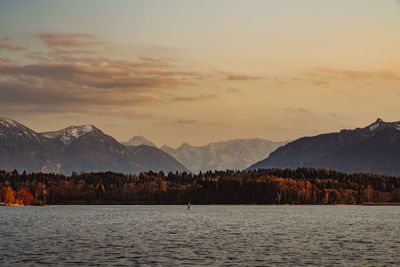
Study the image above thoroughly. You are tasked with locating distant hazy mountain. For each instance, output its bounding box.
[122,136,156,147]
[126,145,187,173]
[161,139,287,173]
[0,118,187,174]
[248,118,400,176]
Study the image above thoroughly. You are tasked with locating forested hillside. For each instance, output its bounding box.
[1,168,400,205]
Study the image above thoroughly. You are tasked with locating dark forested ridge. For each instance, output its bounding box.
[249,119,400,176]
[1,168,400,205]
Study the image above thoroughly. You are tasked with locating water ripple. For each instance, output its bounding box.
[1,205,400,266]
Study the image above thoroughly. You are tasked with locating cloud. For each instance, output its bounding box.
[172,94,217,102]
[0,32,206,118]
[0,43,26,51]
[0,59,195,91]
[52,49,97,55]
[176,119,198,124]
[39,34,98,47]
[0,46,199,116]
[284,108,311,114]
[362,31,374,37]
[0,78,158,114]
[361,31,398,40]
[216,70,261,81]
[226,88,241,93]
[45,51,98,62]
[313,80,331,87]
[137,54,170,63]
[310,67,400,84]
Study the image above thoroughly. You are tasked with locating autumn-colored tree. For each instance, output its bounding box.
[1,168,400,205]
[16,187,33,205]
[2,186,15,204]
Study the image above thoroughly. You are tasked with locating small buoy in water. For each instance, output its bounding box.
[187,202,191,210]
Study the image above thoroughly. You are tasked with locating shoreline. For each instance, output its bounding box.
[3,203,400,206]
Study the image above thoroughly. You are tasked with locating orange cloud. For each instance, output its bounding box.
[39,34,98,47]
[0,49,199,115]
[137,54,170,63]
[313,80,331,87]
[217,70,261,81]
[176,119,198,124]
[284,108,311,114]
[310,67,400,82]
[173,94,217,102]
[0,43,26,51]
[362,31,374,37]
[0,59,195,90]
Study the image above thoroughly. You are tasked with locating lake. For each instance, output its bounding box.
[1,205,400,266]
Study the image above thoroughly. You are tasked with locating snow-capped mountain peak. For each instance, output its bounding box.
[1,118,187,174]
[162,138,287,173]
[0,118,19,127]
[64,125,94,138]
[366,118,400,132]
[369,120,381,131]
[41,125,95,145]
[0,117,38,138]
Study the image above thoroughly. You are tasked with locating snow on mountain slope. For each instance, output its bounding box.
[41,125,94,146]
[0,118,64,173]
[0,119,188,174]
[0,118,39,140]
[161,138,287,173]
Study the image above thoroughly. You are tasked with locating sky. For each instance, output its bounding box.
[1,0,400,147]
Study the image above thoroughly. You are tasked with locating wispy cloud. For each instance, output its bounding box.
[0,78,159,114]
[138,54,170,63]
[361,30,398,40]
[0,43,26,51]
[216,70,261,81]
[176,119,198,124]
[313,80,331,87]
[39,33,99,47]
[362,31,374,37]
[284,108,311,114]
[0,59,195,90]
[226,88,241,93]
[0,33,200,116]
[172,94,217,102]
[310,67,400,83]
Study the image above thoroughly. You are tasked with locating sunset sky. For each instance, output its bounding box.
[1,0,400,147]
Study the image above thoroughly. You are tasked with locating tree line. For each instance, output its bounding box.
[1,168,400,205]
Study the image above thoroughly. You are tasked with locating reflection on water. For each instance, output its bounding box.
[1,205,400,266]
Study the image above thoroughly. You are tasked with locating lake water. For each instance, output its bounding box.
[1,205,400,266]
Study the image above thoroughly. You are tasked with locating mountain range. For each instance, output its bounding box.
[0,118,187,174]
[3,117,400,176]
[249,118,400,176]
[161,139,287,173]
